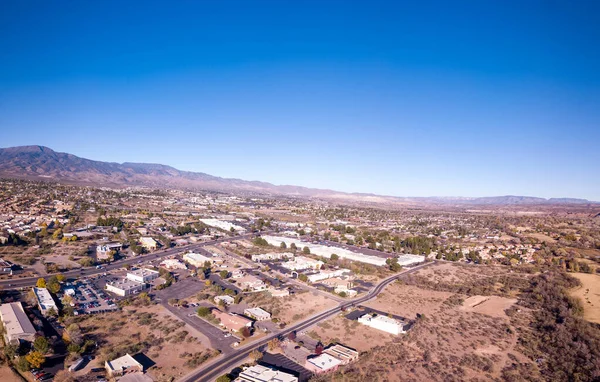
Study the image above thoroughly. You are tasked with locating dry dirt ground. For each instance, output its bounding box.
[279,291,339,324]
[73,304,215,382]
[0,365,24,382]
[310,315,396,352]
[313,263,533,382]
[570,272,600,324]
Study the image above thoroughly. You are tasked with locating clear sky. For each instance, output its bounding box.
[1,1,599,200]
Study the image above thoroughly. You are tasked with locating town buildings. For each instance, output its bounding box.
[281,256,324,271]
[357,313,406,335]
[0,258,13,275]
[236,274,267,292]
[139,237,158,251]
[212,309,253,332]
[105,353,143,376]
[106,279,146,297]
[0,302,36,344]
[32,287,57,316]
[251,252,293,262]
[160,258,187,270]
[127,268,159,283]
[323,344,359,364]
[214,295,235,305]
[183,252,213,267]
[306,269,351,283]
[96,242,123,260]
[304,353,342,374]
[244,307,271,321]
[236,364,298,382]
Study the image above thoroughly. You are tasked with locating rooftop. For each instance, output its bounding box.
[105,353,143,373]
[0,302,36,338]
[306,353,342,371]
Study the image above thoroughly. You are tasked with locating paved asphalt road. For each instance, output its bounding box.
[180,261,434,382]
[0,233,260,290]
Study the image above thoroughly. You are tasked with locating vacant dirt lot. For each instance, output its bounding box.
[72,304,216,382]
[460,296,516,319]
[310,315,395,352]
[0,365,23,382]
[570,272,600,324]
[280,291,339,324]
[363,282,453,318]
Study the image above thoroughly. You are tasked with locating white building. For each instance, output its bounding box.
[357,313,405,335]
[127,268,159,283]
[105,353,143,376]
[200,218,246,233]
[237,274,267,292]
[160,259,187,270]
[214,295,235,305]
[281,256,324,271]
[106,279,146,297]
[268,288,290,298]
[306,269,350,283]
[139,237,158,251]
[244,307,271,321]
[183,252,214,267]
[396,254,426,266]
[263,236,388,267]
[304,353,342,374]
[236,364,298,382]
[251,252,293,262]
[0,302,36,344]
[32,287,58,316]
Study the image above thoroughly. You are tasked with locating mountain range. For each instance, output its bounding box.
[0,145,594,206]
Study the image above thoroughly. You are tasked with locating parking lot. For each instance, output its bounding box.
[60,279,118,314]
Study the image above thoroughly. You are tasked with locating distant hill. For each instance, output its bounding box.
[0,145,594,205]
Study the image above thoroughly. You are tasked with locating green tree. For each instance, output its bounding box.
[33,336,50,354]
[197,307,211,317]
[290,243,297,251]
[219,270,229,279]
[249,349,262,362]
[298,274,308,282]
[330,253,339,261]
[216,375,231,382]
[15,356,30,372]
[280,242,287,249]
[302,246,310,255]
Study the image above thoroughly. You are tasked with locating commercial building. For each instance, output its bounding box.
[357,313,406,335]
[263,236,388,267]
[237,274,267,292]
[212,309,253,332]
[323,344,359,364]
[0,302,36,344]
[251,252,293,262]
[127,268,159,283]
[304,353,342,374]
[236,364,298,382]
[106,279,147,297]
[281,256,324,271]
[306,269,351,283]
[214,295,235,305]
[105,353,143,376]
[200,218,246,233]
[244,307,271,321]
[139,237,158,251]
[160,259,187,270]
[32,287,58,316]
[183,252,213,267]
[396,254,426,266]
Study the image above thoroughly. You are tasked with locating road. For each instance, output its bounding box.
[179,261,434,382]
[0,233,261,290]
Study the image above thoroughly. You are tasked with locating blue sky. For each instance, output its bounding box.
[1,1,599,200]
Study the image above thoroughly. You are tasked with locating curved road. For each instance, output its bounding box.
[180,261,434,382]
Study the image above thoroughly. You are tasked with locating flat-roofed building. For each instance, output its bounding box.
[183,252,213,267]
[106,279,146,297]
[324,344,359,364]
[268,288,290,298]
[160,259,187,270]
[236,364,298,382]
[281,256,324,271]
[304,353,342,374]
[212,309,253,332]
[0,302,36,344]
[214,295,235,305]
[306,269,350,283]
[357,313,406,335]
[96,242,123,260]
[251,252,293,262]
[105,353,143,376]
[127,268,159,283]
[237,274,266,292]
[244,307,271,321]
[139,237,158,251]
[32,287,57,316]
